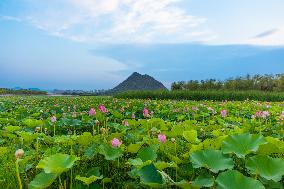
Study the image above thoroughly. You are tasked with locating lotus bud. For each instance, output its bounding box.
[35,126,40,132]
[15,149,24,159]
[50,115,56,122]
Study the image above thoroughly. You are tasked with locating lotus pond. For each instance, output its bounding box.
[0,96,283,189]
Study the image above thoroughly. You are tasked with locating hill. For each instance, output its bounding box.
[111,72,167,93]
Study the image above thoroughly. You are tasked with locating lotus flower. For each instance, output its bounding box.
[158,134,167,143]
[143,107,149,117]
[15,149,24,159]
[89,108,96,116]
[132,112,136,119]
[98,104,107,113]
[208,107,216,114]
[192,106,198,111]
[262,111,270,119]
[221,109,227,117]
[122,120,129,126]
[255,111,263,118]
[111,138,122,148]
[50,115,57,122]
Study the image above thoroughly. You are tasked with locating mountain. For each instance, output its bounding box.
[111,72,167,93]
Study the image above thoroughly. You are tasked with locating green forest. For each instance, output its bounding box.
[171,74,284,91]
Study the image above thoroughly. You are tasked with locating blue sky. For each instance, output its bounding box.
[1,0,284,90]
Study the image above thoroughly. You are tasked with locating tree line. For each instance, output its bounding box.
[0,88,47,95]
[171,74,284,92]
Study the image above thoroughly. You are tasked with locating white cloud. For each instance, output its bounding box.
[21,0,214,43]
[0,15,22,22]
[246,27,284,46]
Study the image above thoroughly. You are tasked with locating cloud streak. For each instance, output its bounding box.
[253,29,278,38]
[20,0,214,43]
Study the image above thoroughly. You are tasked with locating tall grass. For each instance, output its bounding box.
[115,90,284,101]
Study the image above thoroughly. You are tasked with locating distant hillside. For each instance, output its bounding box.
[111,72,167,93]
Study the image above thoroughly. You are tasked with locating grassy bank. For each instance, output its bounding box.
[115,90,284,101]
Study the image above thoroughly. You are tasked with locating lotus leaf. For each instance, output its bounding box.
[37,153,79,174]
[246,155,284,182]
[190,149,234,173]
[222,133,267,158]
[216,170,265,189]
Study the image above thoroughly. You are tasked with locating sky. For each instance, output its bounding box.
[0,0,284,90]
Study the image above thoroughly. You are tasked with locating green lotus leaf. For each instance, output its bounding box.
[102,177,112,184]
[29,171,58,189]
[37,153,79,174]
[192,173,214,188]
[19,131,37,144]
[138,164,164,186]
[222,133,267,158]
[0,147,8,156]
[127,158,152,168]
[154,161,177,170]
[173,180,196,189]
[216,170,265,189]
[190,149,234,173]
[183,130,199,143]
[84,144,98,159]
[128,158,144,166]
[127,143,143,153]
[76,175,103,186]
[98,144,123,161]
[77,132,93,146]
[137,146,157,162]
[170,125,184,137]
[259,177,284,189]
[22,119,43,128]
[4,126,21,133]
[246,155,284,182]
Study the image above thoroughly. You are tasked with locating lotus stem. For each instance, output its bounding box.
[53,123,56,136]
[15,159,22,189]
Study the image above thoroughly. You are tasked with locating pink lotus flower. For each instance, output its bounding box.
[143,107,149,117]
[50,116,57,122]
[111,138,122,148]
[98,105,107,113]
[255,111,263,118]
[262,111,270,118]
[132,112,136,119]
[89,108,96,116]
[208,107,216,114]
[122,120,129,126]
[192,106,198,111]
[158,134,167,143]
[221,109,227,117]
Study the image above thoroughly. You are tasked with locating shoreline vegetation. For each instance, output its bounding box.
[0,88,47,95]
[115,90,284,102]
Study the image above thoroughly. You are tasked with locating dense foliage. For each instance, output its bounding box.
[0,88,47,95]
[115,90,284,101]
[172,74,284,92]
[0,96,283,189]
